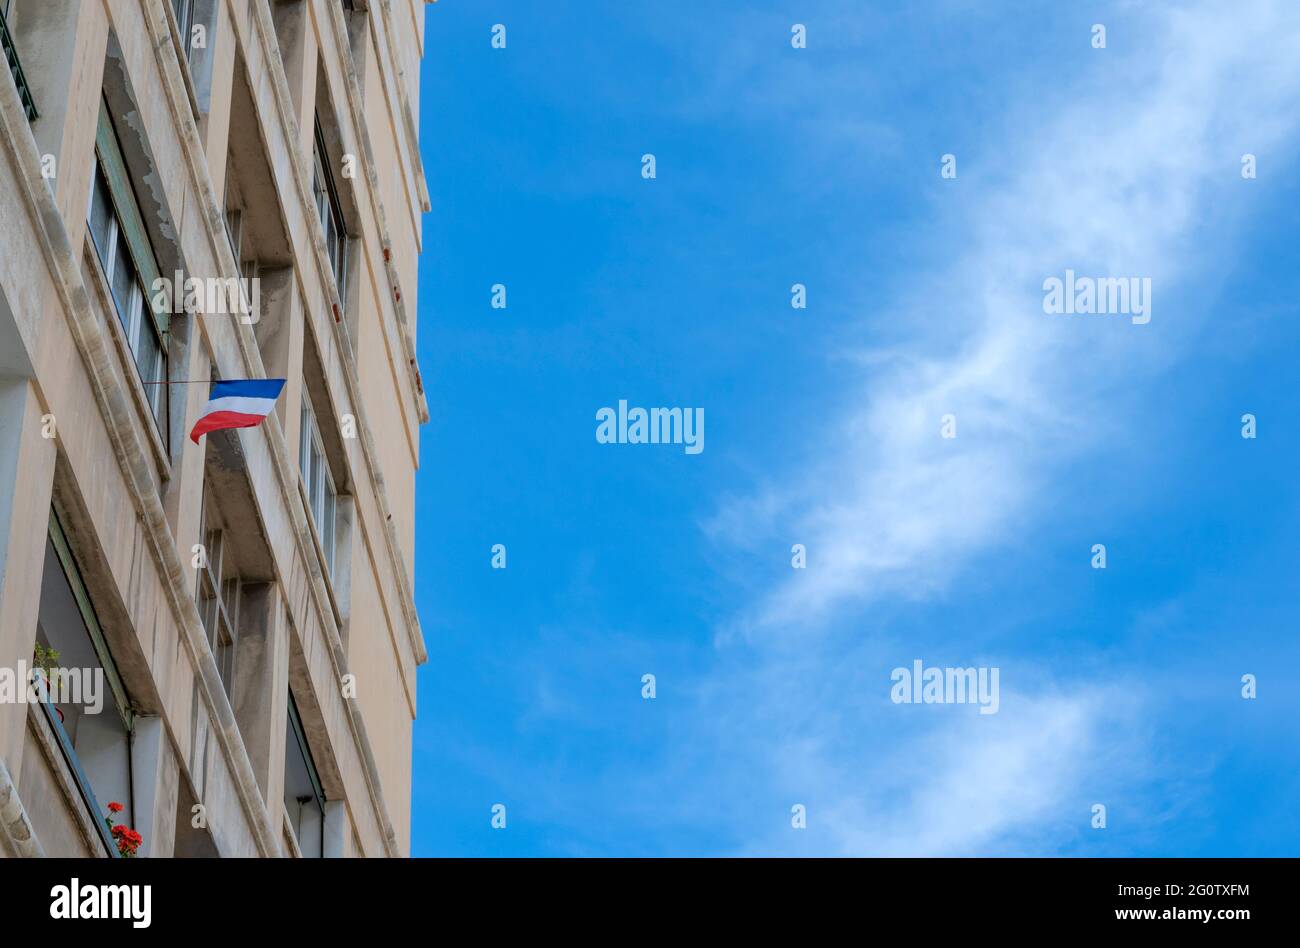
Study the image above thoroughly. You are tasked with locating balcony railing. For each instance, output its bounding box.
[0,5,37,121]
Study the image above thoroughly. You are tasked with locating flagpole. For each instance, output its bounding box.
[139,374,263,379]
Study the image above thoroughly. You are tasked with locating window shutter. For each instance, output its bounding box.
[95,99,168,335]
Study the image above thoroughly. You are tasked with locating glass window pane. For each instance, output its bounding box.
[284,697,325,858]
[137,323,167,422]
[129,284,146,354]
[221,578,238,626]
[323,489,336,572]
[217,639,233,693]
[134,316,152,377]
[110,231,136,330]
[320,206,334,273]
[313,132,348,298]
[173,0,193,55]
[39,531,133,844]
[224,208,241,261]
[202,593,219,652]
[205,528,222,578]
[300,402,313,488]
[214,602,234,694]
[88,168,114,262]
[310,442,323,524]
[313,156,327,216]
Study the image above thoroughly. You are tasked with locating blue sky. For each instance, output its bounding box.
[410,1,1300,856]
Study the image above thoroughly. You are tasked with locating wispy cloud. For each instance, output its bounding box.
[755,685,1143,856]
[696,0,1300,854]
[711,0,1300,628]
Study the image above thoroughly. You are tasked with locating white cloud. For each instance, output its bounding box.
[700,0,1300,854]
[753,686,1136,857]
[713,0,1300,630]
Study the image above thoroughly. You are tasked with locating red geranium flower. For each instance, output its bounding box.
[111,824,143,856]
[103,803,142,857]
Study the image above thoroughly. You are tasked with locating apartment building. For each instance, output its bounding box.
[0,0,429,857]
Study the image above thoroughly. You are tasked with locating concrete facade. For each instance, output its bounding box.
[0,0,429,857]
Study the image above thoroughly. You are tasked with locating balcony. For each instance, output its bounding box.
[0,4,37,121]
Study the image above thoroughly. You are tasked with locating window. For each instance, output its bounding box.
[37,510,134,857]
[239,257,259,323]
[223,169,246,265]
[88,99,169,438]
[172,0,194,58]
[170,0,217,114]
[299,390,337,575]
[195,489,239,696]
[312,118,348,301]
[224,170,264,323]
[0,0,38,120]
[223,202,242,264]
[283,694,326,857]
[340,0,370,72]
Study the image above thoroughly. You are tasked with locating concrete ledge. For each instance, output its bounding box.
[0,757,45,858]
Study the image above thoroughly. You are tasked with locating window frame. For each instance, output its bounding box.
[88,99,170,438]
[312,118,349,303]
[171,0,194,58]
[285,693,327,857]
[43,509,135,857]
[0,0,39,120]
[47,511,133,732]
[299,390,338,575]
[223,205,243,264]
[195,493,239,696]
[168,0,219,116]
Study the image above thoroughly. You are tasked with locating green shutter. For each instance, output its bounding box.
[95,99,168,335]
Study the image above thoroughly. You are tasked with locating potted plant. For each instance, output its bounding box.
[31,643,64,723]
[104,802,142,858]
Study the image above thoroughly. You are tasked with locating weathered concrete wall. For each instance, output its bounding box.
[0,0,428,858]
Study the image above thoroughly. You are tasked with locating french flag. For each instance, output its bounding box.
[189,378,286,444]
